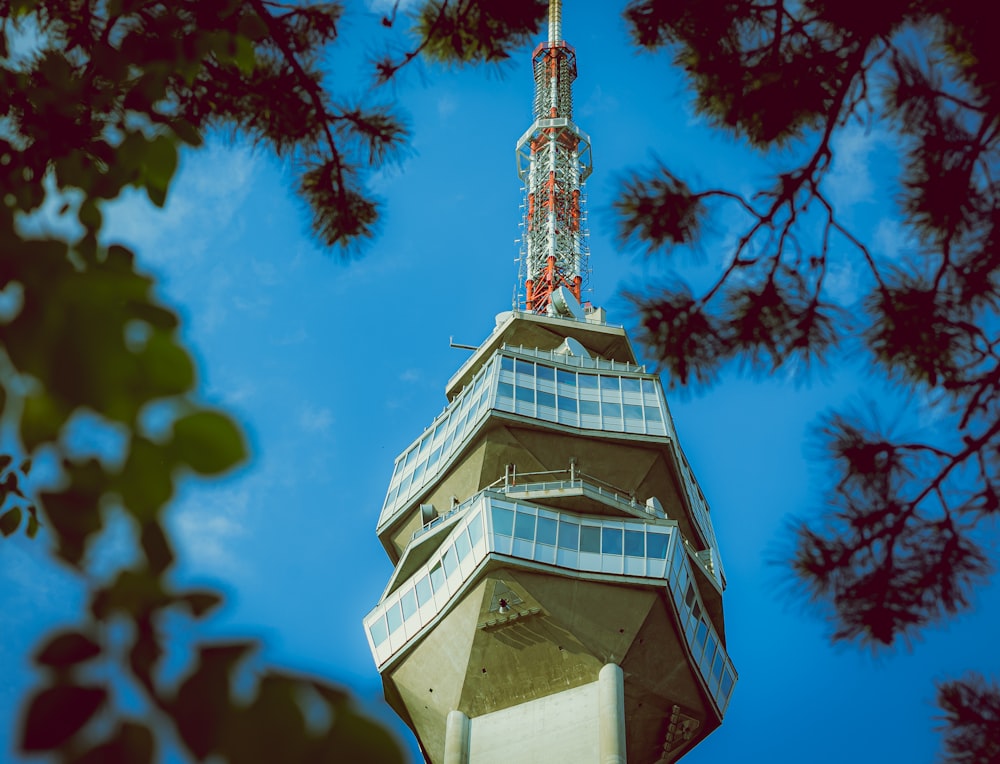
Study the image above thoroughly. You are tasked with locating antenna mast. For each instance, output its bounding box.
[516,0,593,316]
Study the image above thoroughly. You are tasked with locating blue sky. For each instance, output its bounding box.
[2,2,998,762]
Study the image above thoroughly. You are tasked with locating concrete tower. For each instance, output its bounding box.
[364,4,736,761]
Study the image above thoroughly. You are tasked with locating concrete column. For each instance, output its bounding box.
[444,709,471,764]
[598,663,626,764]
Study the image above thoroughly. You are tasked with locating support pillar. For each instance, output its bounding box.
[599,663,626,764]
[444,709,470,764]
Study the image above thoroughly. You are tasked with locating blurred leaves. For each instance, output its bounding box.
[937,674,1000,764]
[617,1,1000,758]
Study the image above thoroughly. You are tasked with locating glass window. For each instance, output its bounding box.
[557,395,577,413]
[498,381,514,400]
[580,525,601,553]
[537,390,555,409]
[712,650,724,680]
[602,527,623,555]
[415,574,431,605]
[468,511,484,544]
[515,385,534,404]
[501,356,514,371]
[622,377,641,394]
[536,516,557,545]
[558,521,579,550]
[578,374,598,390]
[580,399,600,416]
[721,669,734,698]
[647,531,668,559]
[370,617,388,646]
[514,512,536,541]
[645,406,662,422]
[603,402,622,419]
[455,529,471,560]
[624,404,643,422]
[642,378,656,395]
[386,603,402,634]
[601,376,621,393]
[401,589,416,620]
[492,506,514,536]
[428,446,442,468]
[430,561,445,592]
[695,619,708,649]
[557,369,576,387]
[515,359,534,377]
[624,530,644,557]
[442,546,456,577]
[536,365,554,381]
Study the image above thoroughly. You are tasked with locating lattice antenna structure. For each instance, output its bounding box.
[516,0,593,316]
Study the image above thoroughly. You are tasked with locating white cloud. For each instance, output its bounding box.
[824,125,880,209]
[103,140,259,271]
[172,487,250,576]
[399,368,421,383]
[299,404,335,435]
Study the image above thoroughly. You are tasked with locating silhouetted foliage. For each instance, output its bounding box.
[616,0,1000,759]
[0,0,566,759]
[937,674,1000,764]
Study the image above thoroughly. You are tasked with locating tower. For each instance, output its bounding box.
[365,4,736,761]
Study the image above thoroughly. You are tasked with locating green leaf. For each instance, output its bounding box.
[119,436,175,521]
[0,506,21,536]
[35,631,102,668]
[140,521,174,574]
[171,411,246,475]
[26,507,39,538]
[144,135,178,200]
[70,721,154,764]
[21,684,106,752]
[21,393,66,451]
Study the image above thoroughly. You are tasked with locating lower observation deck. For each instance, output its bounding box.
[364,489,737,718]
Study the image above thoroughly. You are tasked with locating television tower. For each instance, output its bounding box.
[365,3,735,761]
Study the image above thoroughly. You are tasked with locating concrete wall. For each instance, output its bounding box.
[467,680,601,763]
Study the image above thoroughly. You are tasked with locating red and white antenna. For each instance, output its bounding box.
[516,0,593,317]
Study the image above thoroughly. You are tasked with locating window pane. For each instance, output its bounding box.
[430,562,445,592]
[557,369,576,387]
[558,521,579,550]
[536,365,554,381]
[645,406,662,422]
[537,390,555,409]
[647,531,668,559]
[557,395,577,413]
[580,399,600,416]
[370,617,388,646]
[401,589,417,620]
[603,402,622,419]
[515,359,534,377]
[624,530,644,557]
[537,517,557,545]
[442,546,456,576]
[501,356,514,371]
[493,507,514,536]
[642,378,655,395]
[580,525,601,553]
[624,404,643,421]
[515,385,534,403]
[415,574,431,604]
[455,529,471,560]
[386,603,402,634]
[468,512,484,544]
[578,374,598,390]
[602,527,623,555]
[601,376,620,392]
[721,669,734,697]
[695,619,708,649]
[622,377,641,394]
[514,512,536,541]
